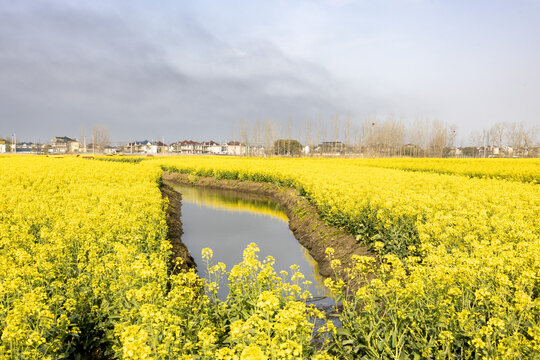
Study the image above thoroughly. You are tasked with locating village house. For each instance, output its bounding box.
[15,142,41,153]
[103,145,119,154]
[203,141,225,155]
[51,136,79,153]
[226,141,247,156]
[168,141,226,154]
[154,141,166,153]
[124,141,165,154]
[449,147,463,157]
[168,142,182,153]
[176,140,202,154]
[179,140,195,154]
[251,145,266,157]
[142,141,158,154]
[125,141,149,154]
[0,140,6,153]
[313,141,345,156]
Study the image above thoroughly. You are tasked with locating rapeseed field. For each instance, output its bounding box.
[1,155,538,359]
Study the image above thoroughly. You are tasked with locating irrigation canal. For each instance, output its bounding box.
[172,184,333,306]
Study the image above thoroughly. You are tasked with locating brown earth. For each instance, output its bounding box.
[162,172,374,280]
[160,184,196,271]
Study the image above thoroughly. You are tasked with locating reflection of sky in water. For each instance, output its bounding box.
[174,184,331,304]
[177,185,289,222]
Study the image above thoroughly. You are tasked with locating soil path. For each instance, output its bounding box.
[162,172,374,279]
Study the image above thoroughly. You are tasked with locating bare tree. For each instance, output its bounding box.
[333,114,340,145]
[394,116,406,156]
[263,119,276,156]
[359,116,372,155]
[231,120,237,146]
[470,130,483,149]
[352,123,360,155]
[522,123,538,151]
[79,127,87,153]
[506,122,524,149]
[429,119,448,157]
[303,118,313,156]
[489,122,506,149]
[410,117,425,157]
[321,118,328,152]
[369,115,378,156]
[423,118,431,157]
[252,119,262,156]
[344,114,351,156]
[239,119,249,156]
[287,116,293,156]
[92,125,110,152]
[315,116,322,155]
[447,124,458,151]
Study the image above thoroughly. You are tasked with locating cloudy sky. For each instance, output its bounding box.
[1,0,538,144]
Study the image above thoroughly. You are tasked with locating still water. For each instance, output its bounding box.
[173,184,331,305]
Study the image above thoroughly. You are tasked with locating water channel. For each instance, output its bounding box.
[173,184,332,305]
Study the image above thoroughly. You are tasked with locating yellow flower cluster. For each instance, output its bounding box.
[354,157,540,183]
[157,156,540,358]
[0,156,334,358]
[1,155,538,359]
[0,156,170,358]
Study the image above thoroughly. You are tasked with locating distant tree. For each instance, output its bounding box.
[429,119,448,157]
[274,139,302,156]
[333,114,340,145]
[344,115,351,155]
[303,118,313,156]
[469,130,483,148]
[263,119,276,156]
[316,117,324,155]
[489,122,506,149]
[521,123,537,151]
[507,122,526,150]
[462,147,478,157]
[92,125,110,152]
[448,124,458,149]
[238,119,249,156]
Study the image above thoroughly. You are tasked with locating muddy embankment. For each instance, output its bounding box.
[162,172,374,279]
[160,184,196,271]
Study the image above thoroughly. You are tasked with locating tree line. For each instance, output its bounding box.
[233,116,538,157]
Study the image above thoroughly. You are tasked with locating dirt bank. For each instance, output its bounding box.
[160,184,196,271]
[162,172,374,280]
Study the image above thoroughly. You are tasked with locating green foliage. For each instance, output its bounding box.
[112,244,336,359]
[274,139,303,156]
[95,156,145,163]
[319,204,421,259]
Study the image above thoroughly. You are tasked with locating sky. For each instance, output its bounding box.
[0,0,539,144]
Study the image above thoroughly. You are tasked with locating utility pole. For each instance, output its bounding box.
[13,134,16,153]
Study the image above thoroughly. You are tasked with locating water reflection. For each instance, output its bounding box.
[177,185,289,222]
[173,184,331,304]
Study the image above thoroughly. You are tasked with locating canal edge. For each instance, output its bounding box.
[162,172,375,281]
[160,183,197,271]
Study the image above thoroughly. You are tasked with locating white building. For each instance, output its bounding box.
[51,136,79,153]
[104,146,119,154]
[0,141,6,153]
[226,142,247,156]
[203,141,224,154]
[143,142,158,154]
